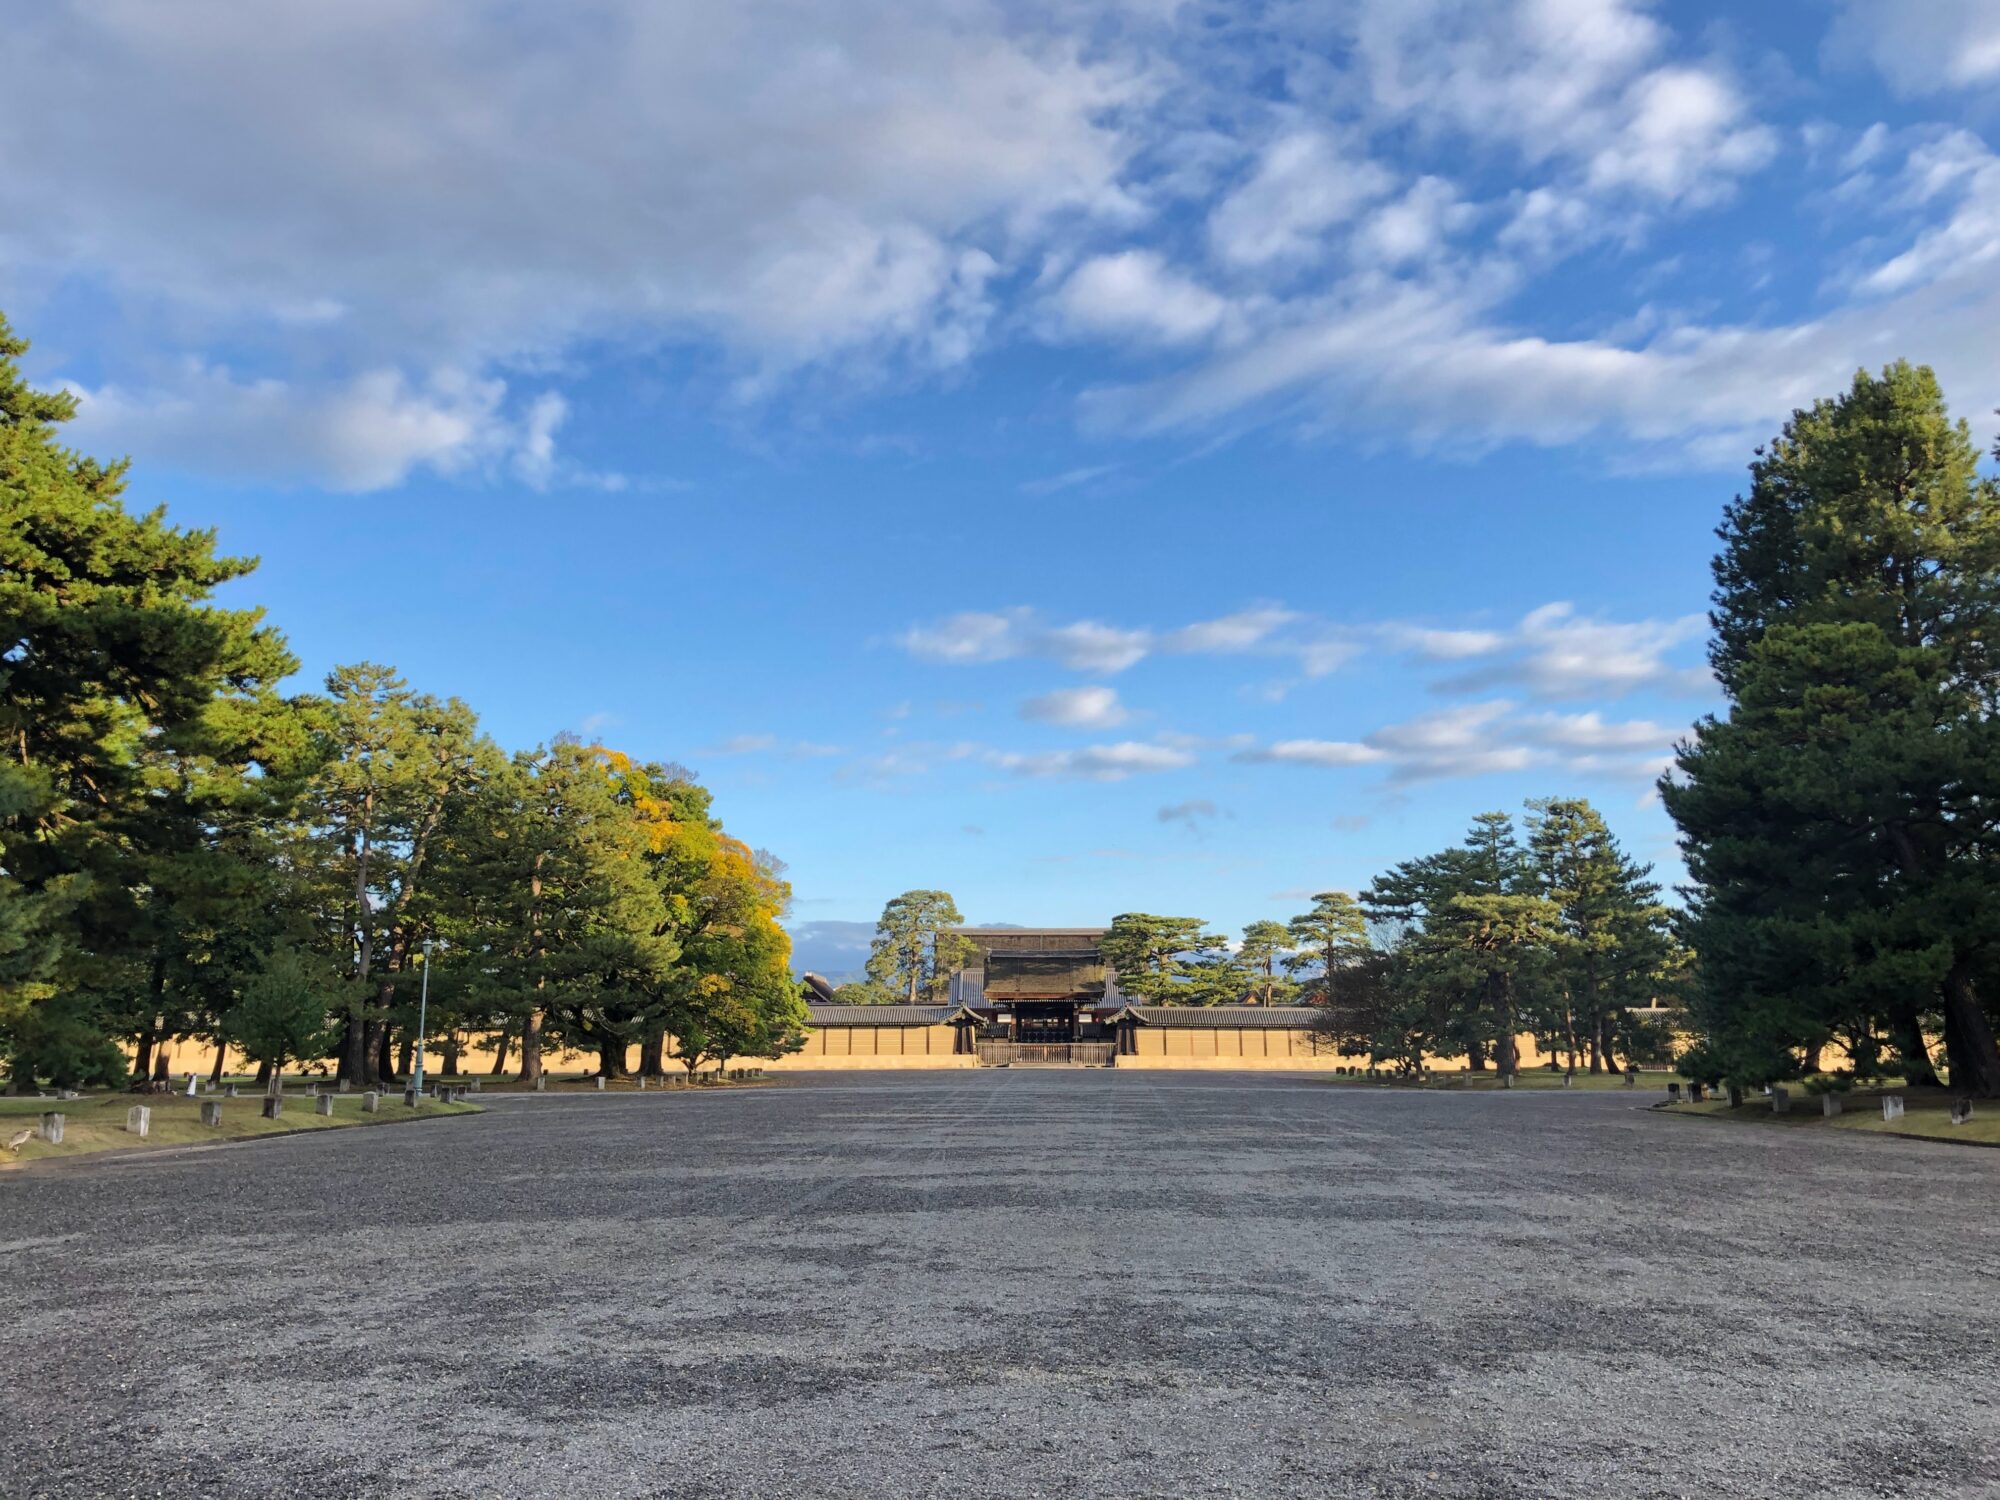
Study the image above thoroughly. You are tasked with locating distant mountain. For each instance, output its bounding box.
[784,919,875,985]
[786,917,1031,984]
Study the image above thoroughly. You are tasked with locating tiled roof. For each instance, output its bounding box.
[1133,1005,1325,1029]
[805,1004,962,1026]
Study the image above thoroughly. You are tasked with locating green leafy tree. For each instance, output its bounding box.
[865,890,974,1003]
[1665,363,2000,1094]
[1526,798,1674,1075]
[1,312,289,1087]
[225,949,337,1083]
[831,980,901,1005]
[1100,913,1229,1003]
[1237,920,1298,1006]
[1283,893,1372,1004]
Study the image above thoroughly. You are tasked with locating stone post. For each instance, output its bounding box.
[362,1091,379,1114]
[596,1076,607,1091]
[1770,1087,1791,1113]
[1727,1084,1744,1108]
[1951,1098,1974,1125]
[1822,1093,1842,1118]
[315,1094,334,1117]
[338,1079,350,1094]
[1623,1071,1636,1088]
[261,1096,282,1120]
[636,1075,646,1090]
[224,1083,239,1098]
[1689,1083,1705,1102]
[126,1105,150,1138]
[1500,1074,1513,1089]
[1667,1081,1681,1101]
[200,1101,223,1127]
[404,1088,419,1108]
[1882,1095,1905,1121]
[534,1075,547,1092]
[39,1112,64,1144]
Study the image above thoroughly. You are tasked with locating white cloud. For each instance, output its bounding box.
[1826,0,2000,96]
[1860,132,2000,297]
[988,741,1194,781]
[65,363,524,492]
[1048,250,1233,345]
[1158,798,1224,826]
[1234,739,1387,768]
[3,0,1152,485]
[1021,685,1129,728]
[1163,606,1299,654]
[1038,621,1154,674]
[1207,131,1394,268]
[1354,177,1477,267]
[1392,626,1510,661]
[1233,699,1684,783]
[897,604,1324,675]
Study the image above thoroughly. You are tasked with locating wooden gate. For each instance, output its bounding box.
[975,1042,1116,1067]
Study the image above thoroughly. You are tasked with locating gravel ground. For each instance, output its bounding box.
[4,1070,1997,1499]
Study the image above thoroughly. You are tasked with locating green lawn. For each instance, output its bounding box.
[1659,1090,2000,1147]
[0,1090,479,1168]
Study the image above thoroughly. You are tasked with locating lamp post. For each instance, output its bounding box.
[412,938,434,1096]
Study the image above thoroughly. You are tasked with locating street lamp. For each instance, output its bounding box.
[412,938,435,1096]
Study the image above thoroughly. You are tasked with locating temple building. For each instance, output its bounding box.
[785,925,1376,1070]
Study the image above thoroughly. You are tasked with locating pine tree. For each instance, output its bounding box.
[1666,364,2000,1094]
[1,313,289,1087]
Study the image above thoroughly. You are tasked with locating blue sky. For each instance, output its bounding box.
[7,0,2000,976]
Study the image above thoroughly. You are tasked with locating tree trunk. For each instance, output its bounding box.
[209,1040,226,1084]
[338,1011,368,1087]
[376,1026,395,1086]
[1942,967,2000,1097]
[490,1030,511,1080]
[638,1032,666,1077]
[396,1034,414,1081]
[1886,995,1942,1088]
[151,1048,171,1083]
[1491,973,1519,1078]
[133,1028,157,1084]
[520,1007,543,1082]
[255,1059,272,1086]
[441,1036,460,1077]
[599,1039,627,1079]
[1465,1037,1488,1072]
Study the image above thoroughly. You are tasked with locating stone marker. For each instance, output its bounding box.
[40,1112,64,1144]
[314,1094,334,1116]
[1823,1093,1842,1118]
[58,1088,80,1100]
[362,1091,379,1114]
[1689,1083,1706,1102]
[338,1079,350,1094]
[1562,1073,1573,1089]
[1667,1081,1681,1101]
[404,1088,419,1108]
[1882,1094,1905,1121]
[126,1105,150,1138]
[261,1096,282,1120]
[200,1101,222,1127]
[534,1075,546,1092]
[1501,1074,1513,1090]
[1624,1071,1637,1088]
[225,1083,239,1098]
[596,1076,607,1091]
[1727,1085,1744,1107]
[1771,1087,1791,1113]
[1952,1098,1974,1125]
[636,1075,646,1090]
[469,1078,481,1093]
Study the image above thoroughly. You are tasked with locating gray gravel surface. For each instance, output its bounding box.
[4,1070,1997,1499]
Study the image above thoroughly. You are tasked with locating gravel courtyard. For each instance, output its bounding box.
[5,1071,1996,1499]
